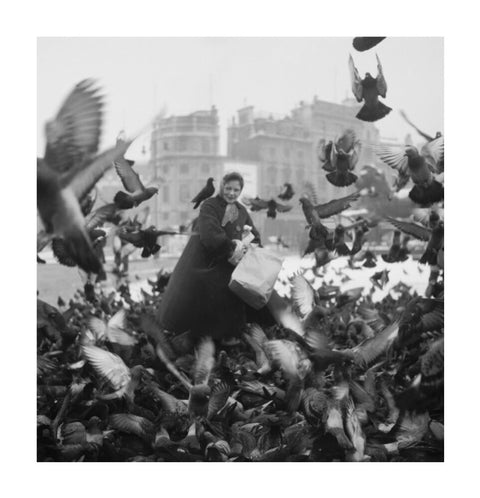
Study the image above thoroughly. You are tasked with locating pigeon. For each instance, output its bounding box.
[382,230,410,263]
[118,225,187,258]
[299,191,361,225]
[242,197,292,219]
[37,79,132,274]
[373,136,444,205]
[352,37,386,52]
[192,178,215,209]
[113,156,158,209]
[278,183,295,201]
[81,345,144,404]
[400,110,443,171]
[87,308,137,346]
[317,129,361,187]
[349,54,391,122]
[386,217,444,266]
[51,203,117,271]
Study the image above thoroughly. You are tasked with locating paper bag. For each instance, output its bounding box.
[229,246,283,309]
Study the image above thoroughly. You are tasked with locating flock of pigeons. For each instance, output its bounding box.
[37,36,444,462]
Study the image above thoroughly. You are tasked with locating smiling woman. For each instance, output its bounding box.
[157,172,275,342]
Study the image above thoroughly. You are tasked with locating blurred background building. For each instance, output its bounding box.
[96,96,408,253]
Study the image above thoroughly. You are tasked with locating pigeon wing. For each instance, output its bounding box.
[349,55,364,102]
[350,320,400,368]
[85,203,118,230]
[81,345,131,391]
[194,336,215,385]
[372,145,408,173]
[421,135,444,171]
[275,202,293,213]
[375,54,388,97]
[69,139,132,201]
[109,414,155,441]
[291,274,316,318]
[314,191,361,218]
[207,382,231,419]
[114,157,144,193]
[106,308,137,346]
[44,79,103,174]
[118,230,145,248]
[51,238,77,267]
[88,316,108,341]
[386,217,431,241]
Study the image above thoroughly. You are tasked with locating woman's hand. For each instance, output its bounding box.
[228,239,247,265]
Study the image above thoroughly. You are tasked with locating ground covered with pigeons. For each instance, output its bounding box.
[37,260,444,462]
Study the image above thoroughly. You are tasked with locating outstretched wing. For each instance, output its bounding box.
[44,79,103,174]
[375,54,388,97]
[85,203,118,230]
[350,320,400,367]
[81,345,130,391]
[372,144,408,174]
[118,230,144,248]
[348,55,363,102]
[114,157,144,193]
[275,202,293,213]
[303,181,320,205]
[386,217,431,241]
[421,135,444,172]
[291,274,316,318]
[194,336,215,386]
[244,197,269,211]
[314,191,361,219]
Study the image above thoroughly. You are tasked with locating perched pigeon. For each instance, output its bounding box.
[192,178,215,209]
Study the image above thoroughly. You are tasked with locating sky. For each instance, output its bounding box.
[37,37,443,160]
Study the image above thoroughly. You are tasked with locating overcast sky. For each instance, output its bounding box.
[37,37,443,159]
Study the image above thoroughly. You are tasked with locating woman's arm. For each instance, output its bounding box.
[198,200,236,258]
[245,212,262,246]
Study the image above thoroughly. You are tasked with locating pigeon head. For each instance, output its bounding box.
[404,145,419,158]
[207,177,214,184]
[146,187,159,195]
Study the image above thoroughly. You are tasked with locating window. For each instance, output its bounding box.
[201,163,210,174]
[297,150,304,159]
[201,138,210,153]
[179,137,188,151]
[163,185,170,203]
[162,212,169,221]
[179,183,190,202]
[284,147,290,158]
[163,164,170,175]
[269,147,276,158]
[163,141,169,151]
[180,163,189,175]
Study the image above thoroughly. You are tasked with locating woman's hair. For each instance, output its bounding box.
[222,171,244,189]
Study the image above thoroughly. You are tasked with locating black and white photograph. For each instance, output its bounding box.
[1,1,474,492]
[36,35,445,464]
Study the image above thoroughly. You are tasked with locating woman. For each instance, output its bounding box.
[157,172,274,342]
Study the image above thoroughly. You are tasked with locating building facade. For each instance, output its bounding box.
[150,107,224,227]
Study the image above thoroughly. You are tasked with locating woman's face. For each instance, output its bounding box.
[221,180,242,204]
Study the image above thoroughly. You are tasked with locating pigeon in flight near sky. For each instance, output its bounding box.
[113,156,158,209]
[352,37,386,52]
[349,54,391,122]
[37,79,131,275]
[317,129,361,187]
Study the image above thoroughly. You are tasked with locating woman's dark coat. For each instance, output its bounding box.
[157,195,270,340]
